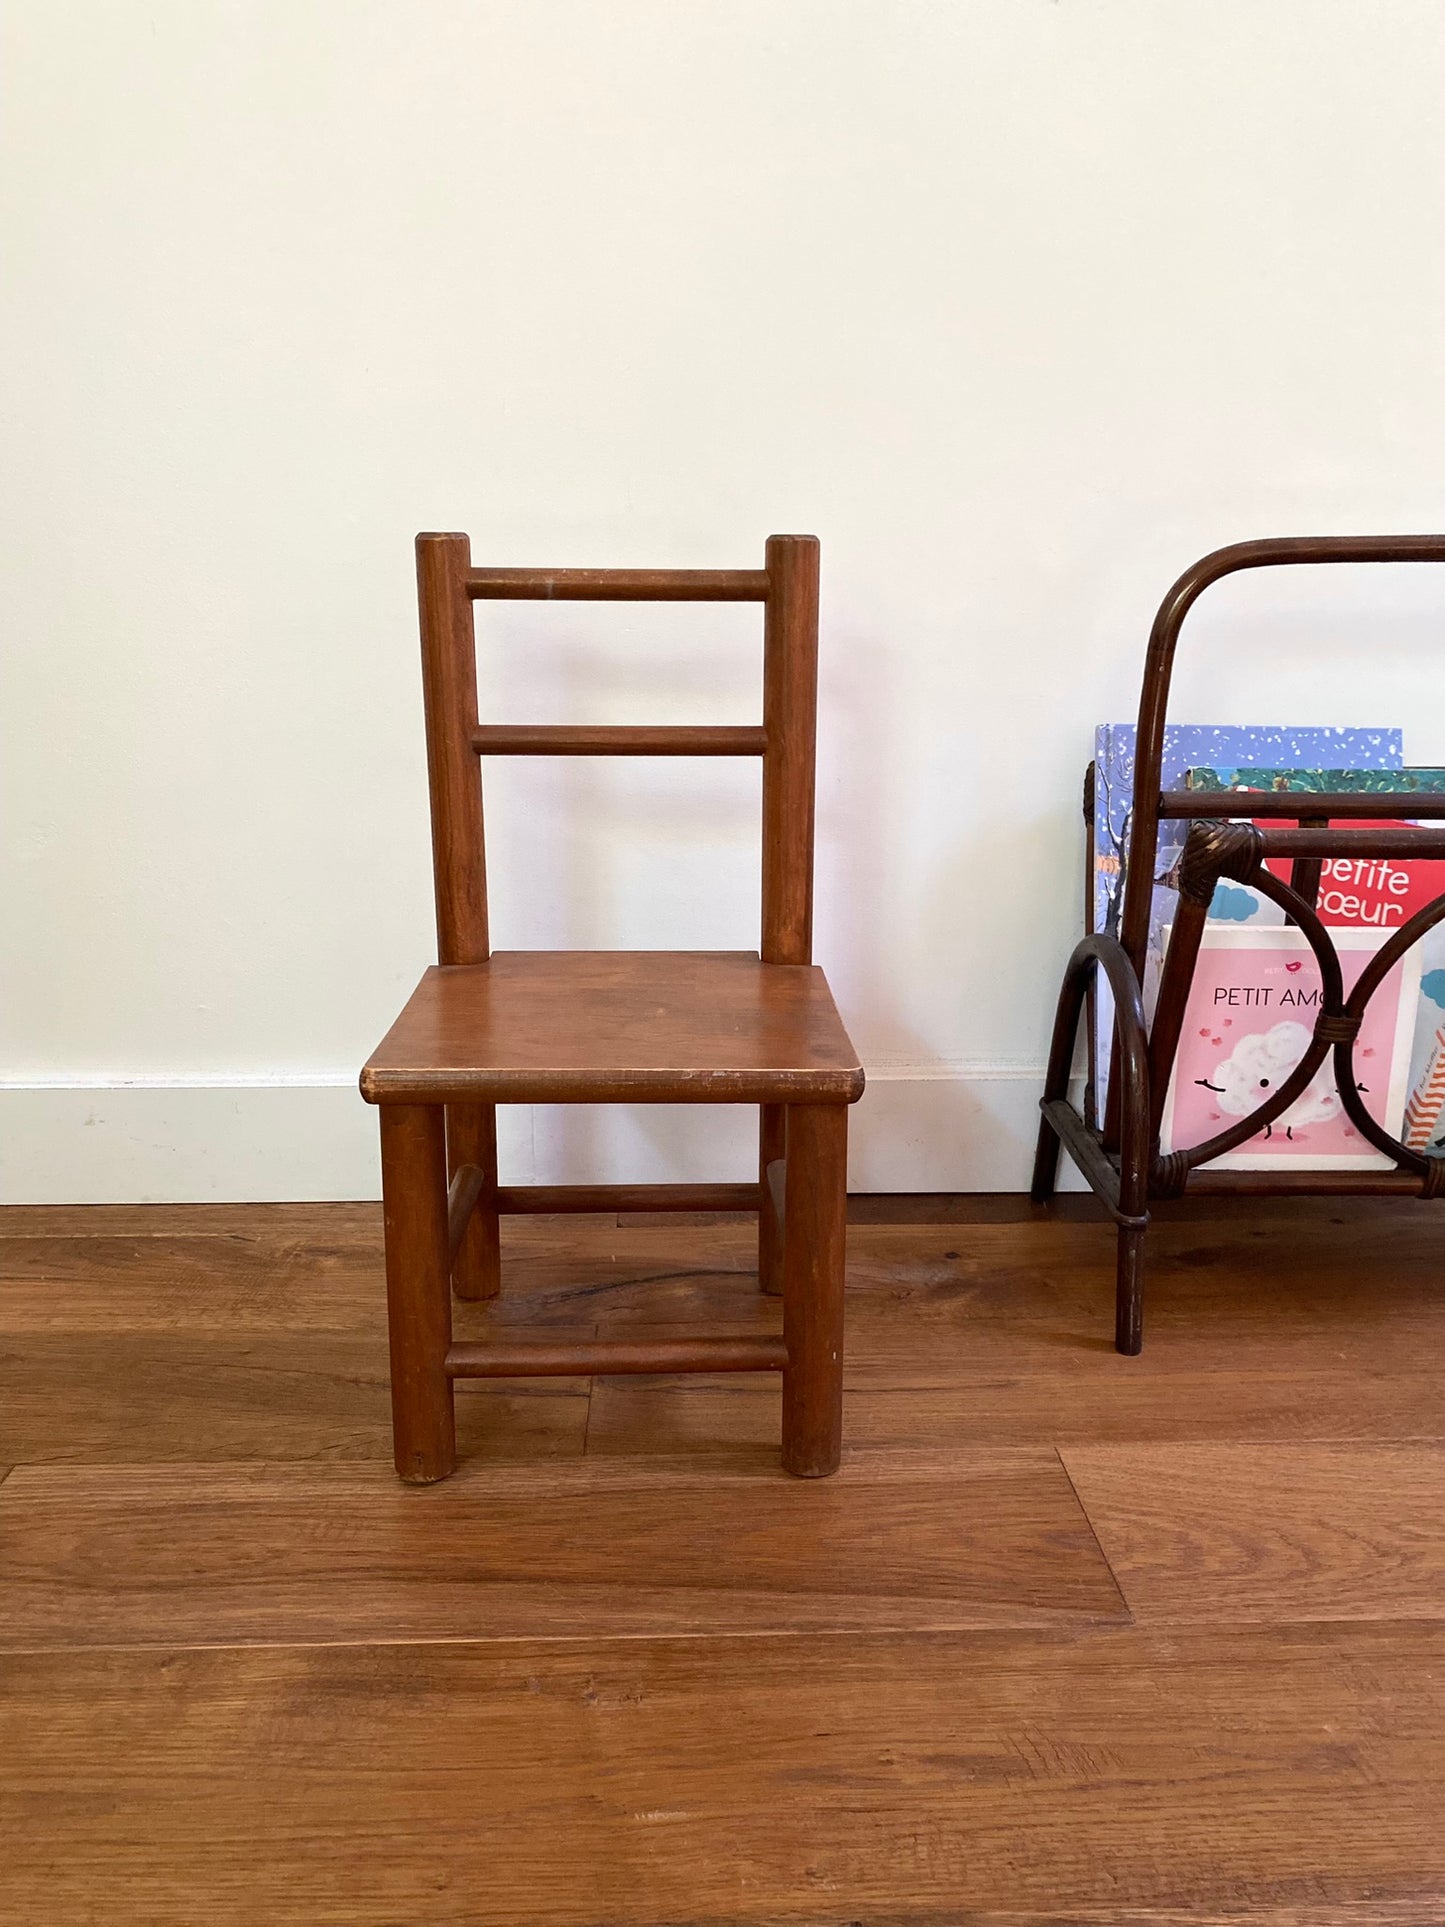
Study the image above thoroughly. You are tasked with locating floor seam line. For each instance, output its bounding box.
[1055,1443,1135,1626]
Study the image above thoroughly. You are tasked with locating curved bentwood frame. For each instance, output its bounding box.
[1032,535,1445,1353]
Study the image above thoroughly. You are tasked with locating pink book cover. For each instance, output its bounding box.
[1160,926,1420,1170]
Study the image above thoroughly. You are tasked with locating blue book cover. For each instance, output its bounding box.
[1091,724,1403,1106]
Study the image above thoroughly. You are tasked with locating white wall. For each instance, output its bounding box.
[5,0,1445,1200]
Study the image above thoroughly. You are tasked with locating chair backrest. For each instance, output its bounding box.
[414,531,820,968]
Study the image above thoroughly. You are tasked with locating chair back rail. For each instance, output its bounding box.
[414,532,820,968]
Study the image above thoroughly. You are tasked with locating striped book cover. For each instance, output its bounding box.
[1404,1025,1445,1150]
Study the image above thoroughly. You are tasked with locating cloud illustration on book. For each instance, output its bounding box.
[1209,881,1261,923]
[1194,1020,1365,1138]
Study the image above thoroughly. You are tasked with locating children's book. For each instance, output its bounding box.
[1405,1025,1445,1151]
[1294,843,1445,931]
[1182,767,1445,928]
[1187,767,1445,798]
[1180,766,1445,1132]
[1159,925,1420,1171]
[1091,727,1403,1109]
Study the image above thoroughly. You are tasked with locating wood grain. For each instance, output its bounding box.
[501,1183,762,1213]
[10,1208,1445,1462]
[760,532,819,964]
[568,1209,1445,1385]
[379,1103,455,1481]
[464,563,770,600]
[416,531,489,966]
[445,1101,501,1299]
[0,1205,748,1336]
[4,1624,1443,1926]
[0,1449,1125,1649]
[1063,1442,1445,1624]
[360,950,863,1105]
[587,1369,1445,1454]
[0,1206,389,1331]
[0,1335,587,1464]
[470,723,767,755]
[446,1334,788,1376]
[779,1101,848,1475]
[7,1199,1445,1919]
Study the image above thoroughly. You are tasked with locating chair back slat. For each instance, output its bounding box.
[466,566,769,602]
[470,725,767,756]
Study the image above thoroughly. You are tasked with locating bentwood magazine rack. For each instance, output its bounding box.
[1031,534,1445,1353]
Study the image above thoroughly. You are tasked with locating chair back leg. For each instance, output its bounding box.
[446,1102,502,1300]
[758,1103,787,1296]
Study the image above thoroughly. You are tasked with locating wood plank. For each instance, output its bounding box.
[0,1450,1125,1649]
[587,1369,1445,1455]
[0,1334,587,1464]
[8,1199,1443,1371]
[1064,1442,1445,1624]
[0,1208,752,1336]
[0,1192,1430,1235]
[11,1206,1445,1464]
[3,1624,1443,1925]
[3,1198,1445,1920]
[576,1211,1445,1385]
[0,1216,388,1332]
[849,1211,1445,1380]
[0,1201,383,1240]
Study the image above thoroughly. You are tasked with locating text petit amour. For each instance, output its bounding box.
[1212,985,1320,1008]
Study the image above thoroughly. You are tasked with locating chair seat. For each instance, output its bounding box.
[360,950,864,1106]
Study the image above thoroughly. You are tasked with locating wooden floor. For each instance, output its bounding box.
[2,1195,1444,1925]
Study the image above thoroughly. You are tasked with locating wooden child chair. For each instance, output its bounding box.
[361,532,864,1483]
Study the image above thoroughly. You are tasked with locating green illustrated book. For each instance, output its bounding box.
[1185,767,1445,795]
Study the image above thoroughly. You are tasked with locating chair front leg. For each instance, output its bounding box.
[780,1102,848,1478]
[446,1102,502,1300]
[379,1104,456,1484]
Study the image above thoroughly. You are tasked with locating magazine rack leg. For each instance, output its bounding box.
[1032,933,1152,1355]
[1115,1225,1145,1355]
[1030,1101,1063,1205]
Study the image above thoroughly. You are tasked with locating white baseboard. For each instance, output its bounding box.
[0,1065,1085,1204]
